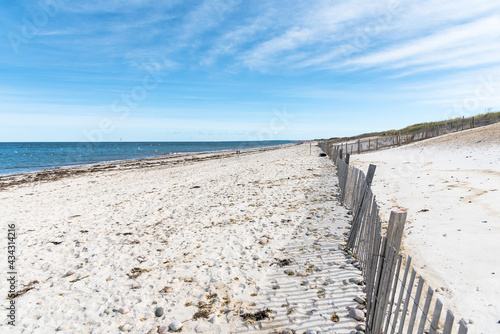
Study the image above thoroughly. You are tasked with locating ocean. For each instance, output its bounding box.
[0,141,296,175]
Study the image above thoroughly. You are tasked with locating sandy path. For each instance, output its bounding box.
[351,123,500,334]
[1,144,365,333]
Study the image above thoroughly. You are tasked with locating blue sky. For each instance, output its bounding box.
[1,0,500,141]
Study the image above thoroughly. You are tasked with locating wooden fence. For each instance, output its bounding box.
[319,143,468,334]
[331,114,500,155]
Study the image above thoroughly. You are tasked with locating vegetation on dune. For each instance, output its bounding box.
[324,111,500,143]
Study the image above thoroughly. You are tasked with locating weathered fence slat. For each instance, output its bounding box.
[407,276,425,334]
[373,245,397,334]
[397,269,417,334]
[417,286,434,334]
[353,170,364,210]
[429,298,443,334]
[354,189,372,253]
[457,318,468,334]
[390,256,412,334]
[383,254,403,334]
[341,156,350,203]
[387,209,407,253]
[365,201,378,273]
[360,197,376,269]
[365,206,380,306]
[367,232,384,331]
[443,310,455,334]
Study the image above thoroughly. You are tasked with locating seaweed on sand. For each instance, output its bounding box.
[8,280,39,299]
[272,258,294,267]
[240,308,273,322]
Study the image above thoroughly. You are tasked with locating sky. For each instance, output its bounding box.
[1,0,500,142]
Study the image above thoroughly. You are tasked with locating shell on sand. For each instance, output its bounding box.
[64,270,75,277]
[118,308,129,315]
[159,286,173,293]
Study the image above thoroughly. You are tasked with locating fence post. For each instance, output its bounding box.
[472,117,475,128]
[341,154,350,203]
[376,137,378,150]
[461,116,464,130]
[386,208,407,253]
[366,164,376,186]
[358,139,361,154]
[458,319,469,334]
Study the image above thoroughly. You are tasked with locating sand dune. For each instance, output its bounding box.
[352,122,500,333]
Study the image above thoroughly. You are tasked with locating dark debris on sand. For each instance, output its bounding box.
[126,267,150,279]
[272,258,294,267]
[8,280,39,299]
[240,309,273,322]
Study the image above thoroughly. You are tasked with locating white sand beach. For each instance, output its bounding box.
[1,144,367,333]
[351,123,500,334]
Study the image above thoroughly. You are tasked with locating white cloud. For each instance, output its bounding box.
[200,15,274,66]
[239,0,385,70]
[29,0,500,76]
[178,0,241,40]
[59,0,178,13]
[124,52,180,71]
[347,16,500,72]
[226,0,500,74]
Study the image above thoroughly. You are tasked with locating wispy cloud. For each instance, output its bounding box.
[230,0,500,74]
[238,1,384,70]
[176,0,242,43]
[58,0,178,14]
[200,15,273,66]
[347,16,500,74]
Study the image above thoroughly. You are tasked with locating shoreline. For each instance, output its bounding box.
[0,141,298,177]
[0,143,298,190]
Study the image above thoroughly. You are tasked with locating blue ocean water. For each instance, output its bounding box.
[0,141,296,175]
